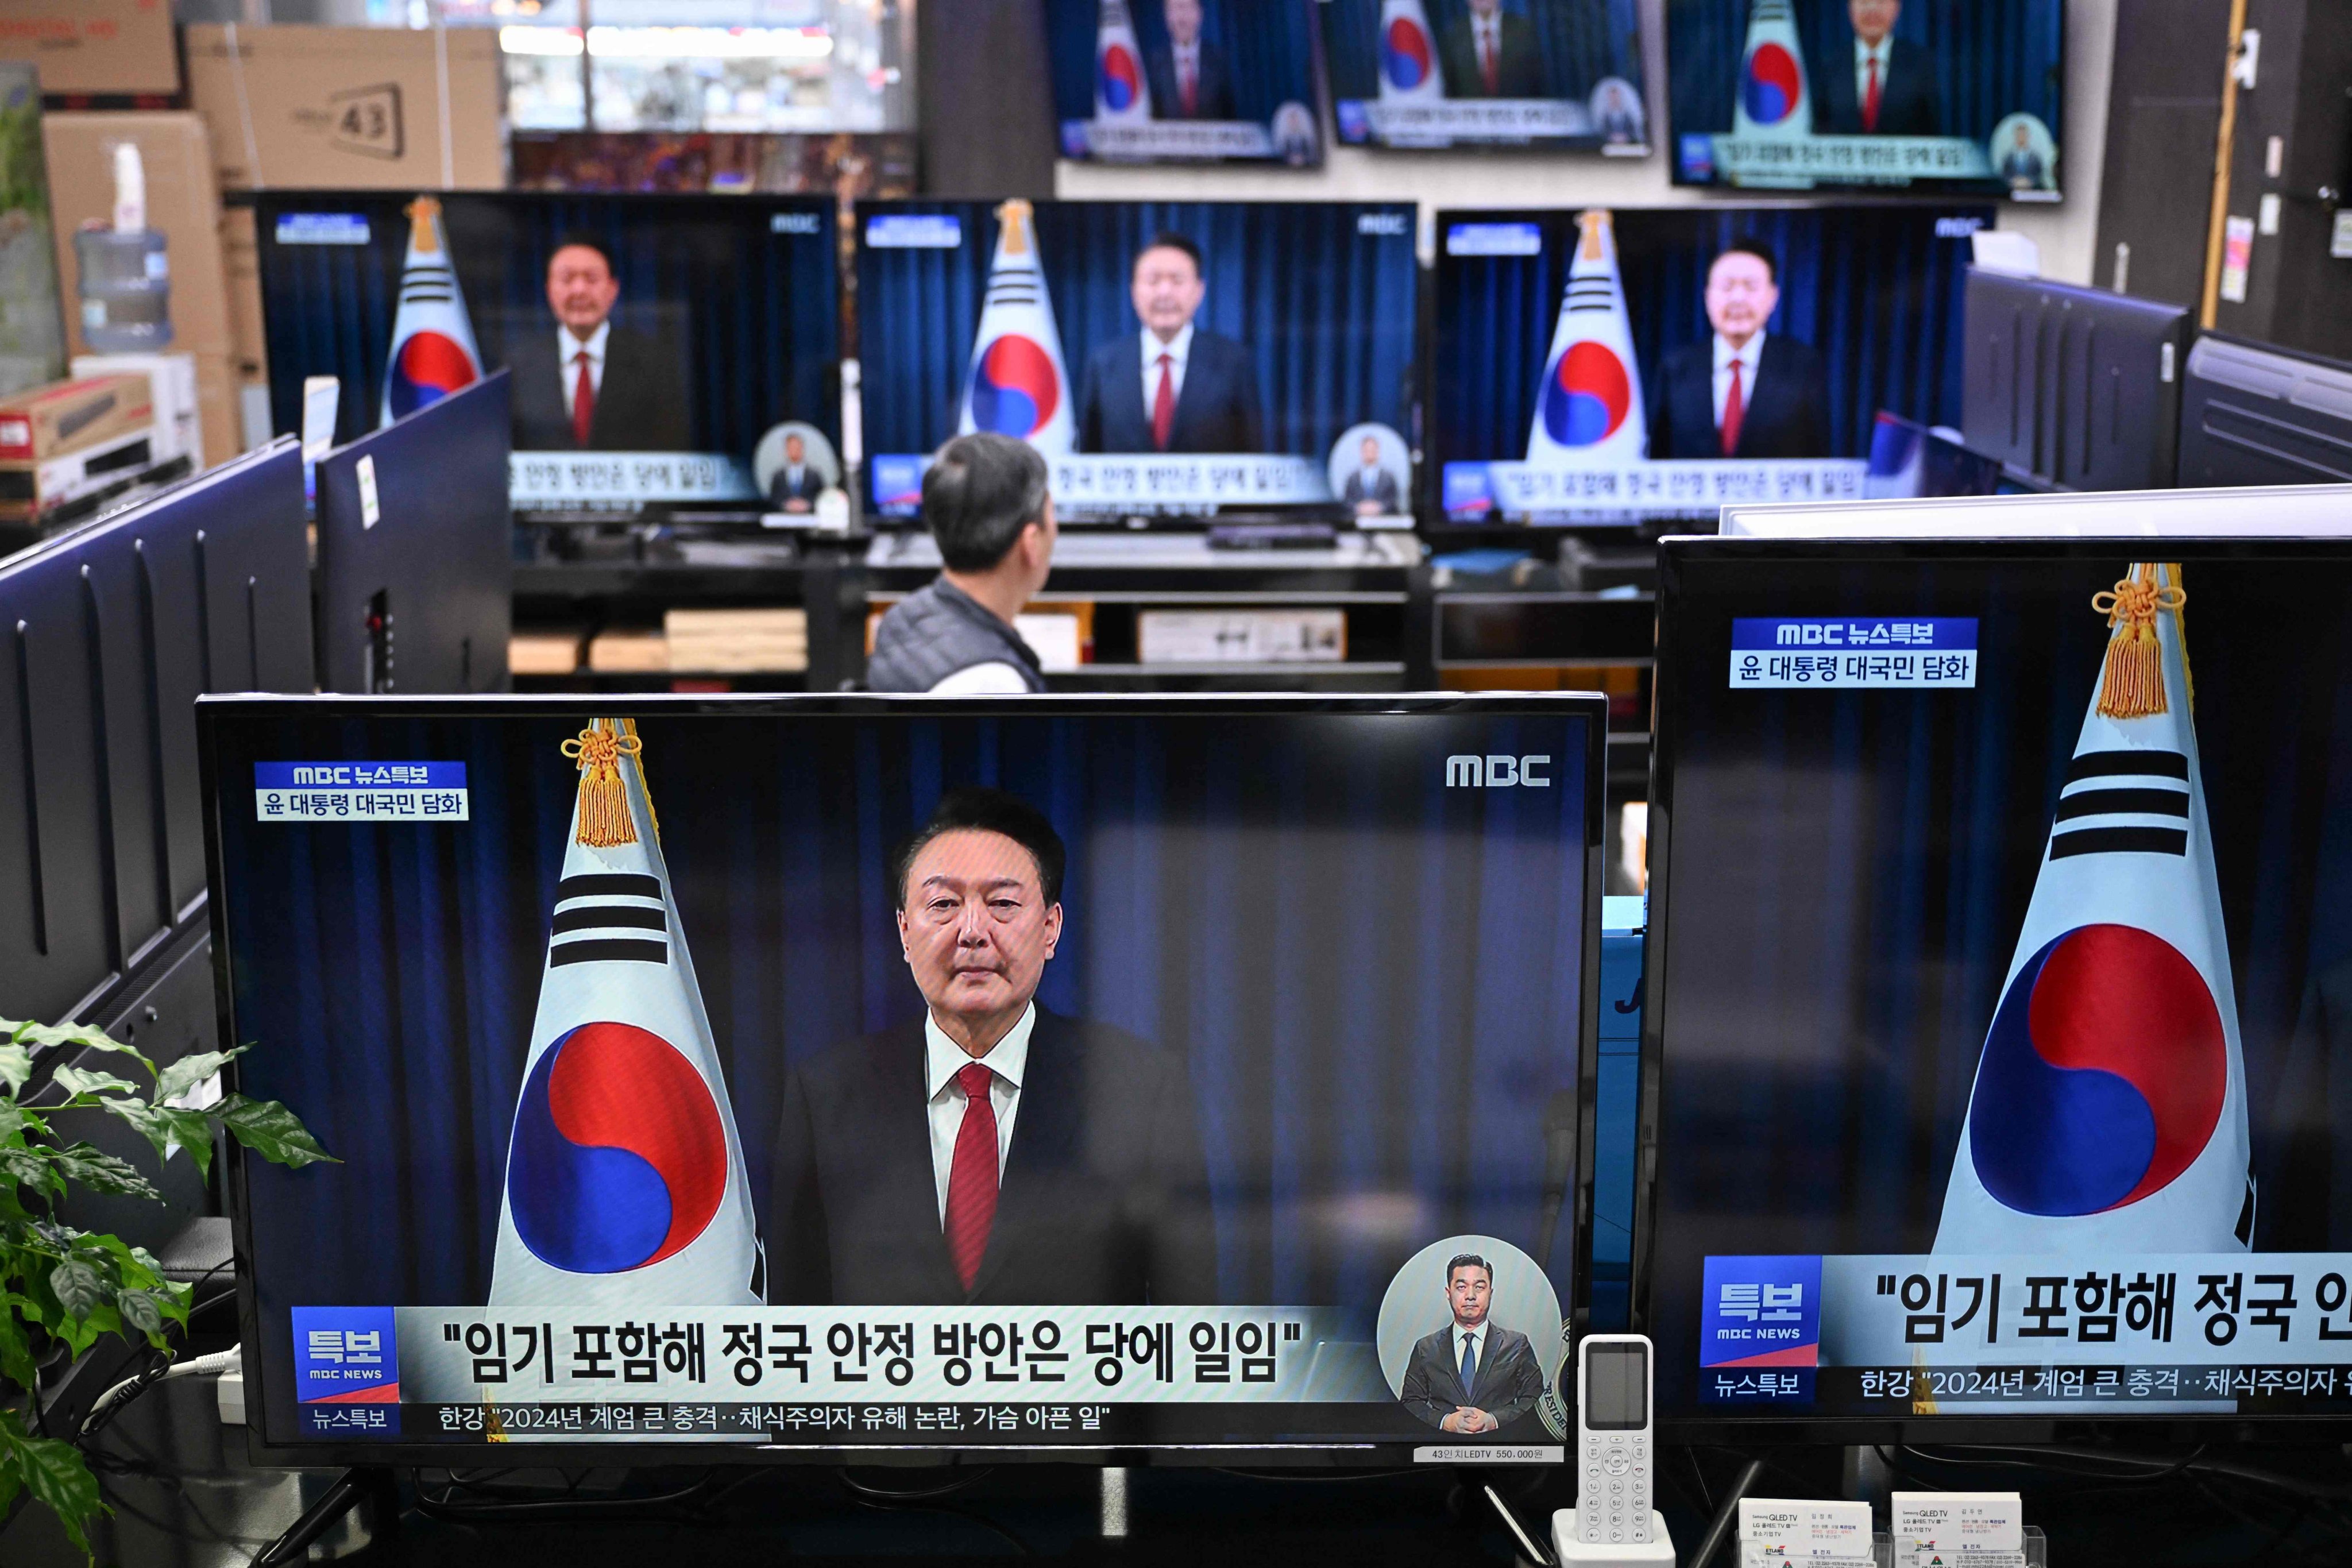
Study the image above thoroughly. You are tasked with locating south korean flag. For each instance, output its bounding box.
[1935,564,2254,1256]
[489,717,764,1309]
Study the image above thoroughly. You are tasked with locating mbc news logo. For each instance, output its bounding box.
[1446,755,1552,788]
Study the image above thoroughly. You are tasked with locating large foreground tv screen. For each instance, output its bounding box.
[209,695,1605,1460]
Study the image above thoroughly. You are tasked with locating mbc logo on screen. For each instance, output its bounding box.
[1445,755,1554,788]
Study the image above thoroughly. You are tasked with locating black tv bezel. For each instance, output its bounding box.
[1660,0,2068,200]
[1636,534,2352,1446]
[200,689,1609,1468]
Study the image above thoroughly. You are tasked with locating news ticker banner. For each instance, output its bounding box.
[1729,617,1979,691]
[1443,459,1870,523]
[510,451,763,511]
[1701,1254,2352,1412]
[1686,134,1994,186]
[254,761,469,823]
[288,1305,1422,1440]
[870,453,1334,517]
[1338,99,1593,146]
[1064,119,1284,160]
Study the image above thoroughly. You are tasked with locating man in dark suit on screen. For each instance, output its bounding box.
[1146,0,1236,121]
[1341,434,1401,516]
[1647,240,1832,461]
[507,234,692,453]
[1077,232,1263,455]
[1400,1254,1546,1433]
[1439,0,1548,100]
[769,787,1219,1307]
[1814,0,1941,136]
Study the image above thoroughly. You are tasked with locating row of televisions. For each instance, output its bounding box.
[1041,0,2067,196]
[254,190,2352,534]
[17,412,2352,1466]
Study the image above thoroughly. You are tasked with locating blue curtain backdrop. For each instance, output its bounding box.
[1431,204,1984,470]
[253,193,840,453]
[1644,549,2352,1404]
[1321,0,1646,107]
[219,708,1593,1333]
[856,200,1420,461]
[1666,0,2063,144]
[1043,0,1321,128]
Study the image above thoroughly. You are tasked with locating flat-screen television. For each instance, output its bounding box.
[253,192,841,519]
[1665,0,2064,198]
[1045,0,1323,165]
[857,200,1420,524]
[2177,333,2352,488]
[1961,269,2190,492]
[1319,0,1650,152]
[207,693,1606,1462]
[1430,204,1985,526]
[1642,536,2352,1440]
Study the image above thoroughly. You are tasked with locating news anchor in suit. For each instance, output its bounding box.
[1341,435,1401,516]
[508,235,692,453]
[1399,1254,1546,1432]
[769,432,827,512]
[1438,0,1548,99]
[768,787,1219,1307]
[1647,241,1832,462]
[1814,0,1942,136]
[1077,232,1264,455]
[1145,0,1236,121]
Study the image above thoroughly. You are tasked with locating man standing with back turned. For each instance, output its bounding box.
[867,432,1057,694]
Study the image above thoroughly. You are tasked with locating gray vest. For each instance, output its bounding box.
[866,577,1046,693]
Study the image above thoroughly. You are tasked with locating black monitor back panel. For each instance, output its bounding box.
[314,372,512,695]
[0,442,312,1028]
[2177,331,2352,486]
[1961,268,2189,491]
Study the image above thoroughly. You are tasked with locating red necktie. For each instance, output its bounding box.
[1721,357,1745,457]
[1863,56,1882,133]
[1152,352,1176,451]
[571,350,596,448]
[1480,30,1499,95]
[943,1063,999,1292]
[1181,58,1197,116]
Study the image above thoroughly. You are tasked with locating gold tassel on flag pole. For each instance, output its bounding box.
[2091,564,2186,720]
[561,720,643,848]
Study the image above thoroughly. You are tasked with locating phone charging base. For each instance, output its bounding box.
[1552,1509,1677,1567]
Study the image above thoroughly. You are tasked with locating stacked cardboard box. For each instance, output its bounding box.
[663,608,809,674]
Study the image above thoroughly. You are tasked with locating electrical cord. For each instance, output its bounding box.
[837,1464,997,1500]
[833,1472,1034,1559]
[79,1345,241,1439]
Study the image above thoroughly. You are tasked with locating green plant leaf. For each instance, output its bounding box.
[48,1065,144,1101]
[217,1095,337,1168]
[2,1015,152,1076]
[0,1145,61,1199]
[48,1258,104,1321]
[152,1048,244,1107]
[45,1143,163,1202]
[0,1404,107,1556]
[95,1100,216,1178]
[115,1287,165,1337]
[0,1040,30,1094]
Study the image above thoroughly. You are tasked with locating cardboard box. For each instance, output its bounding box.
[0,370,152,461]
[0,0,177,99]
[186,24,506,191]
[45,113,234,361]
[72,350,196,465]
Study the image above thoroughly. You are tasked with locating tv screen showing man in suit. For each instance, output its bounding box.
[1439,0,1549,99]
[1398,1254,1547,1432]
[1077,233,1263,457]
[1428,203,1986,524]
[1148,0,1237,120]
[1664,0,2061,194]
[211,698,1600,1454]
[250,191,839,515]
[508,235,691,454]
[857,199,1419,522]
[1320,0,1646,151]
[1042,0,1321,164]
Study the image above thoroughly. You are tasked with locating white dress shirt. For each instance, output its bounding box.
[1473,13,1502,78]
[1173,40,1200,104]
[1453,1323,1487,1391]
[1854,36,1892,121]
[558,319,611,420]
[1712,331,1766,429]
[924,1003,1034,1222]
[1141,322,1193,411]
